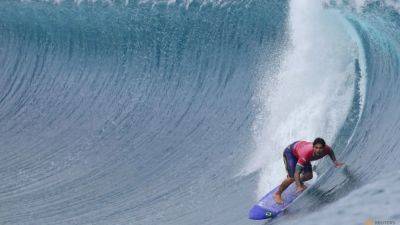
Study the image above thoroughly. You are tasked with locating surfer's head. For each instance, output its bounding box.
[313,137,326,155]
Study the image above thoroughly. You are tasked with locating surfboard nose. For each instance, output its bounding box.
[248,205,272,220]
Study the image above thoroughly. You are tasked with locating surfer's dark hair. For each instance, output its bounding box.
[313,137,326,147]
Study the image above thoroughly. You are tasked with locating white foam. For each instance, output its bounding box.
[241,0,360,198]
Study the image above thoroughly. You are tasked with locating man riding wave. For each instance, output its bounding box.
[274,138,344,204]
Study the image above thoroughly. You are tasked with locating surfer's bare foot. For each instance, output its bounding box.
[296,184,307,193]
[274,192,283,204]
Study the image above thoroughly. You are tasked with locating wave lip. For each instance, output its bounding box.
[277,2,400,224]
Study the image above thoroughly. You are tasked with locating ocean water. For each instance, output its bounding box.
[0,0,399,225]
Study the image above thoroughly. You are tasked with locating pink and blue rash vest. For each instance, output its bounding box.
[292,141,332,167]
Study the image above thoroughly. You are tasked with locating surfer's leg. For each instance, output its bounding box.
[300,163,313,181]
[275,146,297,204]
[278,177,294,193]
[274,177,294,204]
[283,146,297,178]
[300,172,313,182]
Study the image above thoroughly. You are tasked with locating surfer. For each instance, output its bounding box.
[274,138,344,204]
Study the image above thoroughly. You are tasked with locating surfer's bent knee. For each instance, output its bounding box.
[301,172,313,181]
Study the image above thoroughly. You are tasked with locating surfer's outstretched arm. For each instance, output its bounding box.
[328,149,344,168]
[328,149,337,162]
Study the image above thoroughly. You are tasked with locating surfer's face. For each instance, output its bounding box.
[313,143,324,155]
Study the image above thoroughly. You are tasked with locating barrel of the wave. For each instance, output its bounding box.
[248,183,300,220]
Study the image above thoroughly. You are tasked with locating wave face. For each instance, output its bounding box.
[0,0,288,224]
[0,0,399,225]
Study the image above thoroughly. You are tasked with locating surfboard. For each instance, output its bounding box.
[248,183,301,220]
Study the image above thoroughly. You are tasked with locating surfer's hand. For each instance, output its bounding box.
[296,184,307,193]
[334,161,344,168]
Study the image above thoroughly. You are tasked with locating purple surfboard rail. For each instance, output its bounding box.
[249,183,301,220]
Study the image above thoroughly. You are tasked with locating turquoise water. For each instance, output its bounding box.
[0,1,399,225]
